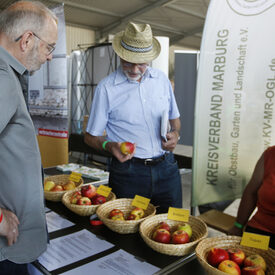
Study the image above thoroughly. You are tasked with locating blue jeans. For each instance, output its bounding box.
[0,260,29,275]
[109,152,182,213]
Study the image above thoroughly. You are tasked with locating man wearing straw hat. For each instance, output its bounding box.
[85,22,182,213]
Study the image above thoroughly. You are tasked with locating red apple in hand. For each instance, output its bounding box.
[120,142,134,155]
[244,254,266,271]
[171,230,189,244]
[152,228,171,244]
[91,194,106,205]
[207,247,229,267]
[77,197,92,205]
[218,260,241,275]
[242,265,265,275]
[155,221,171,232]
[81,184,97,199]
[227,248,245,266]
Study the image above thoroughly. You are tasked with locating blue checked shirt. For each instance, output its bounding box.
[86,66,180,158]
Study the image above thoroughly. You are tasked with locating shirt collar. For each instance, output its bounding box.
[114,65,158,85]
[0,46,27,76]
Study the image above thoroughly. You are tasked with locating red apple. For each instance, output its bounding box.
[120,142,135,155]
[171,230,189,244]
[91,194,106,205]
[207,247,229,267]
[126,214,138,220]
[51,184,64,192]
[244,254,266,271]
[242,265,265,275]
[130,207,144,219]
[81,184,97,199]
[155,221,171,232]
[70,191,82,204]
[109,209,124,219]
[227,248,246,266]
[218,260,241,275]
[177,223,192,238]
[152,228,171,244]
[76,197,92,205]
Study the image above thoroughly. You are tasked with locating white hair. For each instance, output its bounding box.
[0,1,57,41]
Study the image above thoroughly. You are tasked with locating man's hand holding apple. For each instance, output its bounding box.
[107,141,136,163]
[0,208,20,246]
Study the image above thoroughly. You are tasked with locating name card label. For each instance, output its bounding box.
[240,232,270,250]
[96,185,111,197]
[69,172,82,182]
[167,207,190,222]
[132,195,150,210]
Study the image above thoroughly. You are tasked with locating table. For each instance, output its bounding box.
[36,167,206,275]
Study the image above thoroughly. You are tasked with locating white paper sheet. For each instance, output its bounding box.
[60,249,160,275]
[46,211,75,233]
[38,229,114,271]
[161,110,170,141]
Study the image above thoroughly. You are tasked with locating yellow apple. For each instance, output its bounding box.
[244,254,266,272]
[63,180,76,190]
[44,181,55,191]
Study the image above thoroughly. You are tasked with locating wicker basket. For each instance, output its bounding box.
[96,198,156,234]
[62,186,116,216]
[196,236,275,275]
[139,213,208,256]
[44,174,83,202]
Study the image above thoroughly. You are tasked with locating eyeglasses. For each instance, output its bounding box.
[15,32,56,55]
[121,60,148,69]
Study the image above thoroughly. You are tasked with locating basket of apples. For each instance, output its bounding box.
[62,183,116,216]
[96,198,156,234]
[195,236,275,275]
[139,213,208,256]
[44,174,84,201]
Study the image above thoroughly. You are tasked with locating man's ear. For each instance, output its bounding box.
[19,31,34,52]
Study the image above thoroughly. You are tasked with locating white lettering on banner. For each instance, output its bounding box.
[192,0,275,207]
[263,58,275,148]
[206,29,229,186]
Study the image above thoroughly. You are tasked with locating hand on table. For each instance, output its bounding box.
[0,208,20,246]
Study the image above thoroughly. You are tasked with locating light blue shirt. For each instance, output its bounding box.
[86,66,180,158]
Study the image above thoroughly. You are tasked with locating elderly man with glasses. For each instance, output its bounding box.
[85,22,182,214]
[0,1,58,274]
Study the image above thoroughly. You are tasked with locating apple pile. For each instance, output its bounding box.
[108,207,145,221]
[207,247,267,275]
[70,185,106,206]
[44,180,76,192]
[151,221,192,245]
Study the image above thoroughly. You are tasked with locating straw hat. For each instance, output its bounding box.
[112,22,161,64]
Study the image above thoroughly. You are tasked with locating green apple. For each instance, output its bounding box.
[177,223,192,238]
[44,181,55,191]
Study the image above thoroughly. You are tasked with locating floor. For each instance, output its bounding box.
[69,152,241,238]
